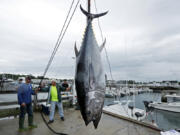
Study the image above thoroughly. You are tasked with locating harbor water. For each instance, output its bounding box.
[104,92,180,131]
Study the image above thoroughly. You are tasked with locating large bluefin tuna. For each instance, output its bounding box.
[74,5,108,129]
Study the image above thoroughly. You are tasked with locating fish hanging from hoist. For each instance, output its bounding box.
[74,2,108,129]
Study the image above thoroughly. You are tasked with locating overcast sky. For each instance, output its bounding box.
[0,0,180,81]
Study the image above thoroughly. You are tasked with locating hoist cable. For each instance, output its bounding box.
[40,0,76,85]
[38,0,80,135]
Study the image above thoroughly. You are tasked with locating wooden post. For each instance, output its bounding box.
[34,93,38,111]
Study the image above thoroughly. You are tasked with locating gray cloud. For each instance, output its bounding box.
[1,0,180,81]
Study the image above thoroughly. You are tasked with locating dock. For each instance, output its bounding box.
[0,108,160,135]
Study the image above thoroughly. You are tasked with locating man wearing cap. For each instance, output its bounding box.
[17,76,39,131]
[47,80,70,124]
[61,79,69,91]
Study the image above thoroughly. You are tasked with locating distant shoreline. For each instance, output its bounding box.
[0,91,47,94]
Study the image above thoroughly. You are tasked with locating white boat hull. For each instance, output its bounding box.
[149,102,180,113]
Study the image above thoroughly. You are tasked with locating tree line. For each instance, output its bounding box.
[0,73,49,80]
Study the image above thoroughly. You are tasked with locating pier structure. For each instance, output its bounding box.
[0,108,160,135]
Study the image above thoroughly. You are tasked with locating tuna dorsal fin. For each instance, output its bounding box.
[99,38,106,52]
[74,42,79,57]
[80,5,108,20]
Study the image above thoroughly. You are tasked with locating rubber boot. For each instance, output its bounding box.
[28,116,37,129]
[19,117,28,132]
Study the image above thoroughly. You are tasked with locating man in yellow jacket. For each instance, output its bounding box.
[47,80,70,124]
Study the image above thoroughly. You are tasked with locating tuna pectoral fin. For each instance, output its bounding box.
[80,5,108,20]
[99,38,106,52]
[74,42,79,57]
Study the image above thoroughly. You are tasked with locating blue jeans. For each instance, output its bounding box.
[49,101,64,121]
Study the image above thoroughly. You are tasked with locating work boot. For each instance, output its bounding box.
[19,117,28,132]
[28,116,37,129]
[61,117,64,121]
[48,120,54,124]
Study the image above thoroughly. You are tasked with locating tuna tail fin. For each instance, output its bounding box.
[80,5,108,20]
[74,42,79,57]
[99,38,106,52]
[93,115,102,129]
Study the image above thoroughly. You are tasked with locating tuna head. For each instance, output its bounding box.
[85,88,105,128]
[74,5,107,129]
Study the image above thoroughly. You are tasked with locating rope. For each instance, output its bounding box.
[41,112,68,135]
[40,0,74,84]
[93,0,114,81]
[40,0,79,85]
[38,0,80,135]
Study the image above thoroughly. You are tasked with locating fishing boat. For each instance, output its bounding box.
[165,94,180,102]
[105,87,117,98]
[149,101,180,113]
[146,93,180,113]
